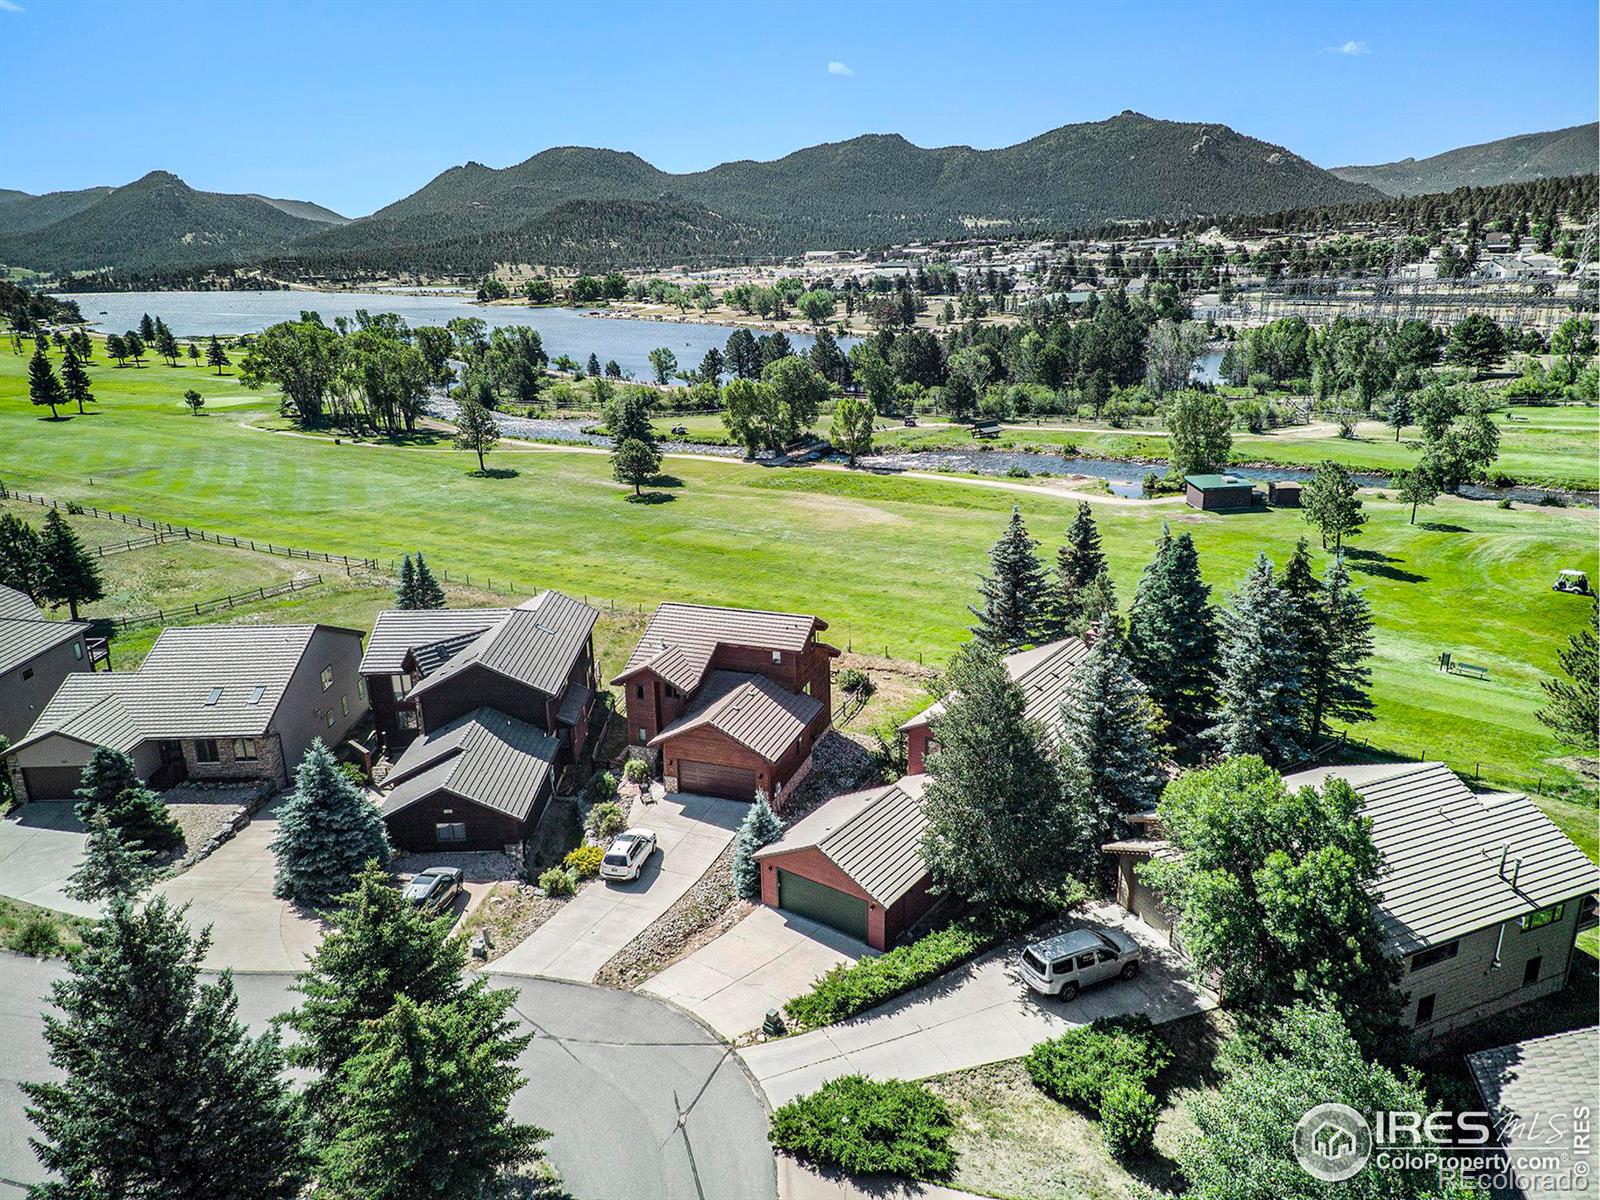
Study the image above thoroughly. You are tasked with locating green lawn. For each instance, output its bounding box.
[5,341,1597,808]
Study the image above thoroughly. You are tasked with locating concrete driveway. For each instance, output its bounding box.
[494,791,745,982]
[643,905,873,1039]
[0,802,95,919]
[738,902,1214,1106]
[152,794,325,973]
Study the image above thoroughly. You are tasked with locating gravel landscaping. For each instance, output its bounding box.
[458,881,566,966]
[160,780,276,873]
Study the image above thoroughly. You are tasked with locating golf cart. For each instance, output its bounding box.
[1553,569,1592,596]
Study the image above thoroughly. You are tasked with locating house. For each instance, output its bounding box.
[754,774,934,949]
[612,602,838,806]
[900,636,1092,773]
[5,624,368,802]
[1467,1027,1598,1199]
[0,584,97,744]
[1266,479,1302,507]
[1103,762,1598,1037]
[1183,473,1258,511]
[359,606,509,748]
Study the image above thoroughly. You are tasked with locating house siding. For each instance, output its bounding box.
[416,667,553,734]
[659,719,819,808]
[1185,483,1255,511]
[905,724,932,774]
[621,639,832,750]
[0,634,92,744]
[383,784,549,853]
[273,627,368,770]
[9,735,161,802]
[758,845,931,950]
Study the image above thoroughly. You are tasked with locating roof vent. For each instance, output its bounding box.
[205,686,223,706]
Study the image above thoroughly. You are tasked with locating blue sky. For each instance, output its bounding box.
[3,0,1594,217]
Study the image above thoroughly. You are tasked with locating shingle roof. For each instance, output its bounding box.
[359,608,510,675]
[612,603,829,692]
[1468,1027,1599,1199]
[382,706,559,823]
[901,636,1092,745]
[1283,762,1599,954]
[756,775,931,907]
[649,670,822,762]
[409,591,597,701]
[0,584,86,677]
[12,624,360,752]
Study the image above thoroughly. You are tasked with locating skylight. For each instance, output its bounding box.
[205,686,224,706]
[248,685,265,705]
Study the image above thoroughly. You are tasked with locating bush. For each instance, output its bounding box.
[836,667,873,696]
[622,758,651,785]
[587,801,626,839]
[564,844,604,878]
[8,911,63,957]
[337,761,368,788]
[786,925,984,1028]
[1004,466,1031,479]
[1023,1016,1171,1112]
[587,770,619,805]
[538,866,577,897]
[1098,1078,1160,1159]
[732,798,783,899]
[769,1075,954,1180]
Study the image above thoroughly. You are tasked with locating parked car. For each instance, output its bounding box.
[402,866,465,913]
[1019,926,1141,1000]
[600,828,658,882]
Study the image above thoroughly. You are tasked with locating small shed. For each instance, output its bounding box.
[971,420,1003,439]
[1267,480,1302,507]
[1184,474,1257,511]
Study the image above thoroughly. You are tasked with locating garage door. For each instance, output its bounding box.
[677,759,758,801]
[1128,876,1172,938]
[777,869,869,942]
[23,766,81,801]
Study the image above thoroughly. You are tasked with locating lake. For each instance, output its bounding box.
[53,290,855,384]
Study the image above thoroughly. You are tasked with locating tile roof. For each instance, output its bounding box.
[1283,762,1599,954]
[382,706,559,823]
[1468,1027,1599,1199]
[0,584,86,677]
[613,602,829,693]
[756,775,931,907]
[358,608,510,675]
[409,591,597,701]
[901,636,1093,745]
[650,670,822,763]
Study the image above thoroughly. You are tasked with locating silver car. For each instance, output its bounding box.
[600,828,658,882]
[1019,926,1141,1000]
[402,866,464,914]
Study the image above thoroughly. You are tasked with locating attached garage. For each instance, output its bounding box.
[677,759,758,802]
[21,765,80,801]
[776,868,869,941]
[1104,830,1182,949]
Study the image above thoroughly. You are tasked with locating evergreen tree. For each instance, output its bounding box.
[187,341,202,368]
[1315,555,1375,735]
[1276,538,1327,730]
[59,345,94,413]
[23,897,308,1198]
[612,437,662,496]
[73,745,141,825]
[1125,527,1218,733]
[103,784,184,856]
[413,552,446,608]
[157,325,181,366]
[138,312,156,343]
[0,512,45,598]
[270,740,390,909]
[586,352,601,377]
[1058,631,1163,846]
[395,553,418,608]
[452,398,500,472]
[1044,501,1108,638]
[1208,555,1306,766]
[1301,459,1366,550]
[123,331,146,367]
[315,994,545,1200]
[1395,465,1439,524]
[64,812,157,904]
[37,508,104,619]
[183,388,205,416]
[1537,599,1598,751]
[28,339,65,417]
[921,643,1085,907]
[207,335,231,374]
[969,506,1048,651]
[105,333,127,366]
[732,797,782,899]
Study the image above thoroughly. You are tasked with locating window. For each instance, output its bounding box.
[357,678,367,699]
[1521,903,1566,931]
[341,695,350,716]
[1051,957,1074,975]
[1075,952,1096,970]
[391,673,412,698]
[205,686,223,706]
[233,738,258,762]
[1415,994,1436,1024]
[194,739,221,764]
[320,666,334,691]
[636,684,645,700]
[1522,956,1542,986]
[21,667,32,681]
[772,650,782,663]
[435,822,467,843]
[1096,948,1118,963]
[325,710,335,728]
[248,685,265,705]
[72,642,83,660]
[1410,940,1460,972]
[638,727,647,743]
[400,710,419,730]
[665,683,678,699]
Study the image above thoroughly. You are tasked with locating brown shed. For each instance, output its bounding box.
[1183,474,1257,511]
[1267,480,1302,507]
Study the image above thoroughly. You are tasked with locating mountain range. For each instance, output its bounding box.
[1,114,1590,277]
[1332,122,1597,197]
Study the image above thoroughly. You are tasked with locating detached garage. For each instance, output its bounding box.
[755,775,935,951]
[1103,815,1182,949]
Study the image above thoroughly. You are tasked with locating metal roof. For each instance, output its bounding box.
[1468,1027,1599,1199]
[409,591,597,701]
[613,602,829,692]
[382,706,559,823]
[756,775,930,907]
[1183,474,1253,490]
[901,637,1092,745]
[1283,762,1599,954]
[0,584,86,677]
[358,608,509,675]
[649,670,822,762]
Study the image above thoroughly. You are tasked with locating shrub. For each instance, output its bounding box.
[587,800,626,839]
[538,866,577,897]
[1004,466,1031,479]
[769,1075,954,1180]
[587,770,619,805]
[1023,1016,1171,1112]
[786,925,984,1028]
[622,758,651,785]
[337,761,368,788]
[1098,1078,1160,1159]
[564,844,604,878]
[9,911,63,957]
[732,798,783,899]
[836,667,873,696]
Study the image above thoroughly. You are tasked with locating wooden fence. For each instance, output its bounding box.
[107,574,326,629]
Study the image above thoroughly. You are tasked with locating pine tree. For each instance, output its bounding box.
[270,740,390,909]
[103,784,184,856]
[37,508,104,619]
[73,744,141,824]
[395,553,418,608]
[1058,632,1164,845]
[157,325,181,367]
[1125,526,1218,733]
[732,797,782,899]
[1043,501,1109,638]
[1277,538,1327,735]
[453,397,500,472]
[1316,556,1375,735]
[1208,555,1306,766]
[0,512,45,598]
[970,506,1048,651]
[106,333,127,365]
[138,312,156,343]
[28,339,65,418]
[413,552,446,608]
[59,345,94,413]
[207,334,231,375]
[65,813,157,904]
[23,897,308,1198]
[1538,600,1599,751]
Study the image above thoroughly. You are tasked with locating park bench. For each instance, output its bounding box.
[1452,662,1490,680]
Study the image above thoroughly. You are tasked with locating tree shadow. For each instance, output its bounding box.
[1343,547,1400,564]
[625,491,675,505]
[1417,522,1470,534]
[1346,558,1428,584]
[472,467,521,479]
[38,413,74,421]
[650,474,686,489]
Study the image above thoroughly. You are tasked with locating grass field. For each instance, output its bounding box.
[4,341,1597,816]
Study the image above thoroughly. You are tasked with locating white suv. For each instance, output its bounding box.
[600,828,658,882]
[1019,926,1141,1000]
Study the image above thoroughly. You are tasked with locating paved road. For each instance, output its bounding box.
[0,802,97,919]
[1,956,774,1200]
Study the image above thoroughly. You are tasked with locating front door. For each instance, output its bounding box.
[153,740,188,787]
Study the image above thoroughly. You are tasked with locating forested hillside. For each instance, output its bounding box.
[0,186,114,236]
[1333,123,1598,196]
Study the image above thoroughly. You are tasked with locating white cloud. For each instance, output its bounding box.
[0,2,25,13]
[827,60,853,76]
[1326,40,1369,55]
